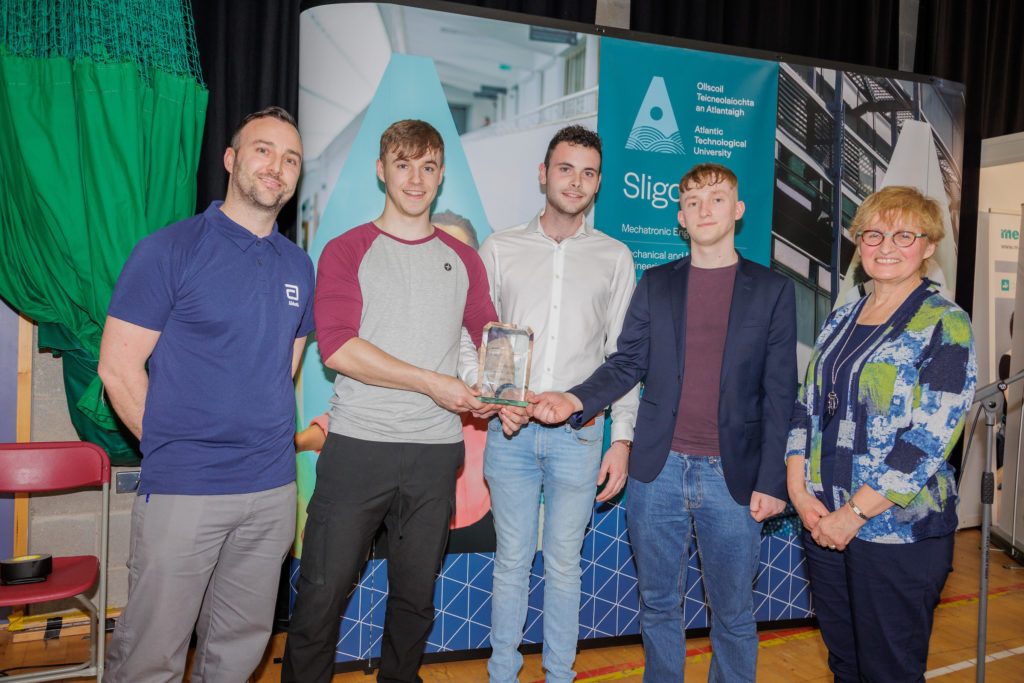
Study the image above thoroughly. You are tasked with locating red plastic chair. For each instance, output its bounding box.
[0,442,110,682]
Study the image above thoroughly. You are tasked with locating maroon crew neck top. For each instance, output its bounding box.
[670,262,737,456]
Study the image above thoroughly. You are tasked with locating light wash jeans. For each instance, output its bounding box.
[483,417,604,683]
[627,452,762,683]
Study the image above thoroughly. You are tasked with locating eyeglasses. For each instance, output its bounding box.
[856,230,926,248]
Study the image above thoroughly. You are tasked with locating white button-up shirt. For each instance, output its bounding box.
[475,211,640,442]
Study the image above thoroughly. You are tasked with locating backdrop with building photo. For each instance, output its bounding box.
[295,1,965,668]
[770,65,964,370]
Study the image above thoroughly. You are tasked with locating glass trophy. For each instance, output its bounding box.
[478,322,533,407]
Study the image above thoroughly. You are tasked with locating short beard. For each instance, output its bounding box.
[235,173,287,213]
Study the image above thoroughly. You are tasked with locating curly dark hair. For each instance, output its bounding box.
[543,125,602,168]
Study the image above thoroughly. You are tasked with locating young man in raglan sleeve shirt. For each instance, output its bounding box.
[283,120,521,683]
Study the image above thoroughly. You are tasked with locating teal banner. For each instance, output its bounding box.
[596,37,780,273]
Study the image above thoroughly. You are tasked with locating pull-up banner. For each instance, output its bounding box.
[294,0,965,670]
[597,38,779,270]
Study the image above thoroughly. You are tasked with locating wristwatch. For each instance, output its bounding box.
[614,439,633,453]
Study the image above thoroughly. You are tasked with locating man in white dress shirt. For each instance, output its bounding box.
[479,125,640,683]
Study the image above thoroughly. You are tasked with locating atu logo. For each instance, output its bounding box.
[625,76,684,155]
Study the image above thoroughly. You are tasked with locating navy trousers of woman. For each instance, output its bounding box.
[802,530,954,683]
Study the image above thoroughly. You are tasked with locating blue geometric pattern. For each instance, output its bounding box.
[288,502,812,664]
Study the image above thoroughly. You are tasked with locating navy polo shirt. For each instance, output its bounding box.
[108,202,315,495]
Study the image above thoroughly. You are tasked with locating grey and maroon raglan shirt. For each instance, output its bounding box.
[313,223,497,444]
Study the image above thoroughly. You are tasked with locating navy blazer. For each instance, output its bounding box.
[569,254,797,505]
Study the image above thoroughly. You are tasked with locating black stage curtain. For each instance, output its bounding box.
[917,0,1024,141]
[916,0,1024,313]
[191,0,301,240]
[628,0,900,70]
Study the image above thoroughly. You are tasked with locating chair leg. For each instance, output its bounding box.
[70,594,101,677]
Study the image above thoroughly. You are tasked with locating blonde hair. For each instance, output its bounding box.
[850,186,944,242]
[850,186,944,275]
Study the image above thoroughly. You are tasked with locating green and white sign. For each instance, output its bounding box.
[596,37,779,274]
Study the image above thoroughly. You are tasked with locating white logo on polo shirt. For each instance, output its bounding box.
[284,284,300,307]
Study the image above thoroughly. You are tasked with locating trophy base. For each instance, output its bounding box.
[479,396,530,407]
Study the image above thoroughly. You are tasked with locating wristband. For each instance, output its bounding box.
[848,498,870,521]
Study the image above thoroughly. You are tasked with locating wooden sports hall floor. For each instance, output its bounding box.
[2,529,1022,681]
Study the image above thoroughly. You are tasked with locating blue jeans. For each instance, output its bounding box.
[483,417,604,683]
[627,452,762,683]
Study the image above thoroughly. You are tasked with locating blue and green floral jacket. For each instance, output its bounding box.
[785,280,976,543]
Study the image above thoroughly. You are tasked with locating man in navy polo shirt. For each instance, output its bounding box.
[98,106,314,682]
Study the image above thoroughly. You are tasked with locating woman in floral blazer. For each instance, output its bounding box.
[786,186,976,682]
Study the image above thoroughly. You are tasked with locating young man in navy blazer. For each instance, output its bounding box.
[531,163,797,682]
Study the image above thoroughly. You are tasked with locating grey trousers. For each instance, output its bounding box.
[104,482,296,683]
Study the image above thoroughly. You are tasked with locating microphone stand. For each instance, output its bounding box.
[970,366,1024,682]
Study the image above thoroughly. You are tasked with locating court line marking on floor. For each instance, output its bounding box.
[925,645,1024,678]
[532,583,1024,682]
[563,643,1024,683]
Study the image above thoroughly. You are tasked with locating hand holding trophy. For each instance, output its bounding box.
[477,322,533,407]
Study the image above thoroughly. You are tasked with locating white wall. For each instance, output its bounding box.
[979,162,1024,213]
[960,133,1024,546]
[517,73,543,115]
[542,59,563,102]
[583,35,599,89]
